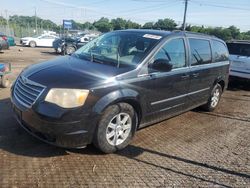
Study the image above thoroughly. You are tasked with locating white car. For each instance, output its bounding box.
[227,41,250,80]
[20,35,58,48]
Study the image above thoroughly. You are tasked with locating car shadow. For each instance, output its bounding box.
[1,97,250,186]
[227,78,250,91]
[40,51,60,55]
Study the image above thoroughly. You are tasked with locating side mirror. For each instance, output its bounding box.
[151,59,172,72]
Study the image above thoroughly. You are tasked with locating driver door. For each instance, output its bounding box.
[141,37,190,122]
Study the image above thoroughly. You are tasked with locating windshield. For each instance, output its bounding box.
[74,32,161,68]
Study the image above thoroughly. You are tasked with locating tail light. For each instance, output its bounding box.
[2,36,7,41]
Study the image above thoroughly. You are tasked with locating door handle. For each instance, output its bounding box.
[192,73,199,77]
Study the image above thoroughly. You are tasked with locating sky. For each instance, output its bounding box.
[1,0,250,31]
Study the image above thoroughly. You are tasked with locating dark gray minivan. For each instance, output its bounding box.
[11,30,230,153]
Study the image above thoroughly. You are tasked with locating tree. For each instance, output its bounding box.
[111,18,127,30]
[153,18,177,31]
[142,22,154,29]
[93,17,112,33]
[125,20,141,29]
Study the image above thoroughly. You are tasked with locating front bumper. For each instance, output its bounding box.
[230,69,250,80]
[20,40,29,46]
[11,95,99,149]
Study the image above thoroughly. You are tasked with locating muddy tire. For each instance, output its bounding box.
[93,103,137,153]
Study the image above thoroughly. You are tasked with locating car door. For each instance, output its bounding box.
[187,38,214,107]
[139,37,191,124]
[37,36,55,47]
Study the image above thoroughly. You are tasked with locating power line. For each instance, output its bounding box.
[191,1,250,11]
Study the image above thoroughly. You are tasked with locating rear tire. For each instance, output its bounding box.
[202,84,222,112]
[29,41,36,48]
[93,103,137,153]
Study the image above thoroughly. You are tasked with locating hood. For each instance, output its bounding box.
[22,55,132,89]
[21,37,36,40]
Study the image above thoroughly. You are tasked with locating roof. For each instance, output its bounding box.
[114,29,221,41]
[227,40,250,44]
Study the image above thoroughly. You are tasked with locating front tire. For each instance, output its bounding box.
[202,84,222,112]
[93,103,137,153]
[29,41,36,48]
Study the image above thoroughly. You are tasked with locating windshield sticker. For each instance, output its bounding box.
[143,34,162,40]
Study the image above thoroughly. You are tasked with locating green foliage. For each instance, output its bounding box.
[153,18,177,30]
[1,14,250,41]
[186,25,250,41]
[142,22,154,29]
[93,17,112,33]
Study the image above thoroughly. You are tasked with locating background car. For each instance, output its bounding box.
[0,33,15,47]
[227,40,250,80]
[53,36,90,55]
[7,36,16,46]
[20,34,58,48]
[0,36,9,52]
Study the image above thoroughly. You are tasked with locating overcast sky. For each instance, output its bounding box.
[1,0,250,31]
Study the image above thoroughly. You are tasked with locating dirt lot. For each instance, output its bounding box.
[0,46,250,187]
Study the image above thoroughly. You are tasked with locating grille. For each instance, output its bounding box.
[14,76,45,108]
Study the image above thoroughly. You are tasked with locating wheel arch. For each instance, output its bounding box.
[93,89,143,126]
[213,77,226,91]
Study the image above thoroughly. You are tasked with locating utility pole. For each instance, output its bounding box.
[35,7,38,34]
[5,9,9,35]
[182,0,188,31]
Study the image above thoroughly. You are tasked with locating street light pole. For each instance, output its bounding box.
[182,0,188,31]
[35,7,38,34]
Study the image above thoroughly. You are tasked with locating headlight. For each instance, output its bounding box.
[45,89,89,108]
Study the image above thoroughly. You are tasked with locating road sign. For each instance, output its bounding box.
[63,20,72,29]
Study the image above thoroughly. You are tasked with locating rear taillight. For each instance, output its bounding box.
[2,36,7,41]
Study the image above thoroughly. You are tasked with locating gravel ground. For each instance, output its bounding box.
[0,46,249,187]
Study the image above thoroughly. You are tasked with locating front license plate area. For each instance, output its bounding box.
[13,106,22,122]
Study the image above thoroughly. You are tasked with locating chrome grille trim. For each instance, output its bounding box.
[13,76,46,108]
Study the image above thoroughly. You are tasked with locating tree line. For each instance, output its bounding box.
[0,15,250,41]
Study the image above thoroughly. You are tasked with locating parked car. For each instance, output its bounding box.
[7,36,16,46]
[11,30,229,153]
[53,36,95,55]
[0,36,9,51]
[0,33,15,47]
[20,34,58,47]
[53,37,85,55]
[227,40,250,80]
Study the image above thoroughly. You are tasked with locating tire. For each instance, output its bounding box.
[1,75,11,88]
[202,84,222,112]
[65,45,76,55]
[93,103,137,153]
[29,41,36,48]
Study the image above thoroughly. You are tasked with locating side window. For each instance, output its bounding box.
[212,40,229,62]
[227,43,240,55]
[189,38,212,66]
[151,38,186,71]
[240,44,250,56]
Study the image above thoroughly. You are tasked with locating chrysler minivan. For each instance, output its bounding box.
[11,30,229,153]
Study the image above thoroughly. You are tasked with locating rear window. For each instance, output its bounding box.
[227,43,250,56]
[212,40,229,62]
[189,38,212,66]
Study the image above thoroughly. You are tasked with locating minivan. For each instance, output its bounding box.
[11,30,229,153]
[227,40,250,80]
